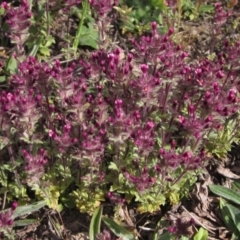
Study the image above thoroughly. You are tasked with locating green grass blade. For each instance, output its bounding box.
[72,0,89,52]
[14,219,39,227]
[209,185,240,205]
[102,216,136,240]
[89,206,102,240]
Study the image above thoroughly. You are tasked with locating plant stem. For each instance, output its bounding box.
[45,0,50,36]
[171,168,187,188]
[73,0,89,54]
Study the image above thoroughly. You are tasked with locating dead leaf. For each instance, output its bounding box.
[118,205,135,227]
[217,165,240,179]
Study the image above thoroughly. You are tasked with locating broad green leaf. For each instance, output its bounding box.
[194,227,208,240]
[225,202,240,233]
[13,200,46,219]
[102,216,136,240]
[89,206,102,240]
[209,185,240,205]
[219,198,239,233]
[78,25,98,49]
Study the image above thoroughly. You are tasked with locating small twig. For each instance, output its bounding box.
[76,221,89,231]
[2,191,7,210]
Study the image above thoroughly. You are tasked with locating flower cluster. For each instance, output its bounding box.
[89,0,117,17]
[0,0,239,216]
[214,2,232,26]
[168,217,195,237]
[22,148,48,185]
[1,0,32,55]
[0,202,18,234]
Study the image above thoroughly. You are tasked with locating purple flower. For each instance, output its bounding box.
[0,209,14,229]
[23,149,48,185]
[89,0,115,16]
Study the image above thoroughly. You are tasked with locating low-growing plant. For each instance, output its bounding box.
[0,0,240,232]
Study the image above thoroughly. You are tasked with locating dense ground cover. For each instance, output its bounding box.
[1,0,240,239]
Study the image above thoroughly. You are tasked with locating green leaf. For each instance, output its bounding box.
[194,227,208,240]
[45,35,55,47]
[78,25,98,49]
[209,185,240,205]
[149,0,167,10]
[14,219,39,227]
[13,200,46,219]
[108,162,119,171]
[5,55,18,74]
[102,216,136,240]
[199,5,214,13]
[0,75,6,83]
[0,7,6,15]
[189,14,195,21]
[72,0,91,52]
[39,46,50,56]
[232,180,240,194]
[225,202,240,233]
[219,198,239,233]
[89,206,102,240]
